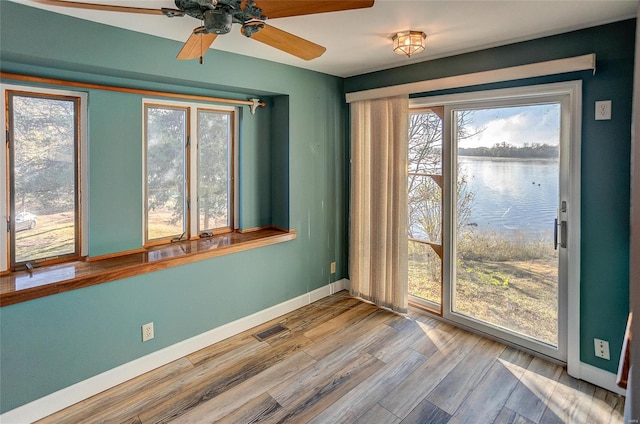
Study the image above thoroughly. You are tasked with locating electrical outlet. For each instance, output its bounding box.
[595,100,611,120]
[142,322,154,342]
[594,338,610,360]
[330,261,336,274]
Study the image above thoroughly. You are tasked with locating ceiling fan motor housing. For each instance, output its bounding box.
[174,0,260,35]
[204,9,233,34]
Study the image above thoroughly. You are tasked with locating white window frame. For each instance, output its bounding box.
[142,98,238,245]
[410,81,582,370]
[0,83,89,272]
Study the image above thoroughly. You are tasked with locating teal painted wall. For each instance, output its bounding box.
[346,19,636,374]
[88,91,143,255]
[271,95,290,230]
[238,103,274,230]
[0,1,347,412]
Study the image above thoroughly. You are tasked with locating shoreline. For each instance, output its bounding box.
[459,155,558,162]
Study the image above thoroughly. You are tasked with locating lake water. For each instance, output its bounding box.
[460,157,558,241]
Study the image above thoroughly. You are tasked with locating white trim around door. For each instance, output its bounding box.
[410,80,582,373]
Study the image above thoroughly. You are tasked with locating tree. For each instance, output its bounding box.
[146,107,187,231]
[408,109,478,243]
[11,95,76,215]
[145,106,231,234]
[197,111,230,230]
[458,142,558,158]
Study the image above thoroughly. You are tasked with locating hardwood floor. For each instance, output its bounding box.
[38,291,625,423]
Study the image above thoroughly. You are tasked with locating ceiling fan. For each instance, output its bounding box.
[31,0,375,62]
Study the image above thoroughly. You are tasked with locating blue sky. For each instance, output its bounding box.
[458,103,560,148]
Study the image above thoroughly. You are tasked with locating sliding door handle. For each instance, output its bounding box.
[554,219,568,249]
[560,220,567,249]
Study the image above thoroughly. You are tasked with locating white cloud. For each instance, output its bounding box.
[460,104,560,148]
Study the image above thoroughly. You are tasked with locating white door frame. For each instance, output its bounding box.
[410,80,581,370]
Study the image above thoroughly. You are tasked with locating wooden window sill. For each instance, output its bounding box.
[0,228,296,307]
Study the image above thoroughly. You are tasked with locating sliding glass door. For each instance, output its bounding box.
[450,102,563,353]
[409,82,580,361]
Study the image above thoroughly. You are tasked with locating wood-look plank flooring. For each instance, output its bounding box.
[38,291,625,424]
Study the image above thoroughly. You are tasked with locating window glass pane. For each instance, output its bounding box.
[408,241,442,305]
[409,111,442,175]
[146,106,187,241]
[10,94,78,264]
[408,175,442,244]
[453,104,560,346]
[198,110,231,232]
[408,110,443,308]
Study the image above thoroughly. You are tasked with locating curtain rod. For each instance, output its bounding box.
[0,72,266,114]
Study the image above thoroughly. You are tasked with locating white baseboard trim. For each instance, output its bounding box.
[0,279,350,424]
[578,361,626,396]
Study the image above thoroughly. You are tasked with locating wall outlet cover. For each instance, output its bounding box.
[142,322,154,342]
[594,338,610,360]
[595,100,612,120]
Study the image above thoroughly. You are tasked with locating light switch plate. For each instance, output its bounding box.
[595,100,611,120]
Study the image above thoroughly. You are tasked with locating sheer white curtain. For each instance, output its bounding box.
[349,96,409,313]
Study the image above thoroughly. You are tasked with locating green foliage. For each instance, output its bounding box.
[461,263,510,287]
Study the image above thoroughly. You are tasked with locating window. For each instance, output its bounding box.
[143,101,235,245]
[2,86,87,270]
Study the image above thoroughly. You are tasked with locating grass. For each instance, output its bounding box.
[455,257,558,345]
[15,208,223,264]
[147,208,228,240]
[15,212,75,263]
[148,208,183,240]
[409,231,558,346]
[408,241,442,304]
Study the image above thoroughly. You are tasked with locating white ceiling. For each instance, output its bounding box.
[14,0,638,78]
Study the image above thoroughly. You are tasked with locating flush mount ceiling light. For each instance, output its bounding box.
[392,30,427,58]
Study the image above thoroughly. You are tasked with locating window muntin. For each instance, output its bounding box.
[143,101,234,246]
[6,90,82,268]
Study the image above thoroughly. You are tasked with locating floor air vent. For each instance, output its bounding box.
[253,323,288,341]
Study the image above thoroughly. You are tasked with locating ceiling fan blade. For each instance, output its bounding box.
[255,0,374,19]
[243,23,326,60]
[177,29,218,60]
[30,0,180,16]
